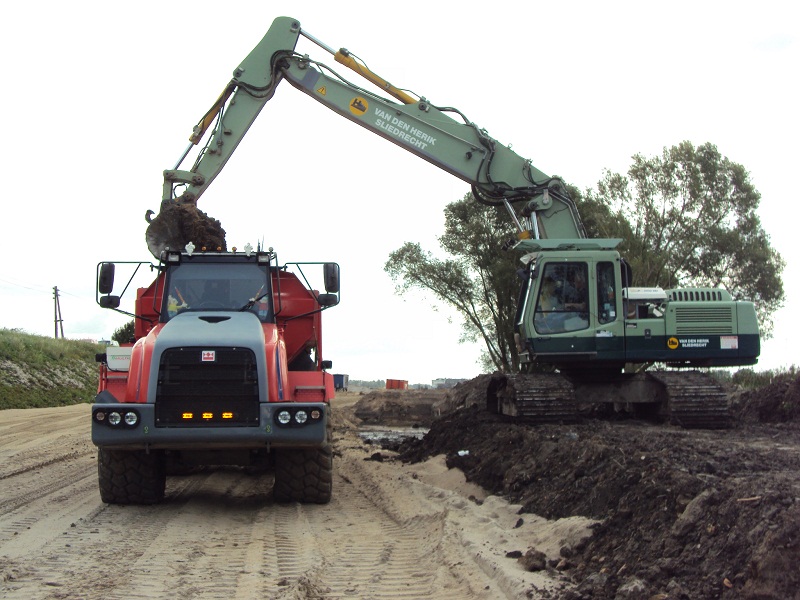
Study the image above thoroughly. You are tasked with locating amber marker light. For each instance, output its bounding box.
[222,412,234,419]
[182,412,194,420]
[202,412,214,420]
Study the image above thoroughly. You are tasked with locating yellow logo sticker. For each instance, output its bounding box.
[316,86,327,96]
[349,97,368,116]
[667,337,679,350]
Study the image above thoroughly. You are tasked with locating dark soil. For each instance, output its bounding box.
[389,373,800,600]
[145,203,227,257]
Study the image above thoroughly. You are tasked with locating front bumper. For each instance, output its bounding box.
[91,401,328,450]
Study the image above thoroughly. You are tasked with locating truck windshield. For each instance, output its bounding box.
[164,262,272,322]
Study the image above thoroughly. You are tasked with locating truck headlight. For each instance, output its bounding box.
[277,410,292,425]
[94,408,140,428]
[294,410,308,424]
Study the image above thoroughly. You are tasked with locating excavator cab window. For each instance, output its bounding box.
[596,262,617,324]
[533,263,589,334]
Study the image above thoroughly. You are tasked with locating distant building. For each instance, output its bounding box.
[432,378,467,389]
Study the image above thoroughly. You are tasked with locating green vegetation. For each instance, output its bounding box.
[580,142,784,337]
[349,380,387,389]
[112,320,136,344]
[386,195,519,373]
[729,366,798,389]
[0,328,103,410]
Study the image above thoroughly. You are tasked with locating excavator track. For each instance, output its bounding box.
[496,370,730,429]
[497,373,578,423]
[646,370,731,429]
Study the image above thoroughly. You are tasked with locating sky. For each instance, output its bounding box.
[1,1,797,385]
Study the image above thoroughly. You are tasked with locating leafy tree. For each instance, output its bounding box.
[567,183,633,241]
[112,320,135,344]
[385,194,522,373]
[584,141,784,336]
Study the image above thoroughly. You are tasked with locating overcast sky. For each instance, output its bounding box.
[1,1,797,385]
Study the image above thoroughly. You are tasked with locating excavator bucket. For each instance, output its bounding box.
[145,203,227,258]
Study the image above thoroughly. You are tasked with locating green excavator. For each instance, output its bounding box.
[146,16,760,428]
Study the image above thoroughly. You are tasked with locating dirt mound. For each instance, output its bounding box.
[389,375,800,599]
[145,203,227,257]
[435,373,505,414]
[352,389,447,426]
[731,372,800,425]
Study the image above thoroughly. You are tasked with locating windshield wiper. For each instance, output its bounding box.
[239,291,270,312]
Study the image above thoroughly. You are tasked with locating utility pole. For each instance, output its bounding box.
[53,286,64,339]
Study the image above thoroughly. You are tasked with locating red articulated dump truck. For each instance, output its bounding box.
[94,247,340,505]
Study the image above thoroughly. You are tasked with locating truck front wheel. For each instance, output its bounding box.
[98,448,166,505]
[272,444,333,504]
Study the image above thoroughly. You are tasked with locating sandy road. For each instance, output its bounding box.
[0,401,592,599]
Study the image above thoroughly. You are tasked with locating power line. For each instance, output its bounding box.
[0,277,51,294]
[0,277,93,303]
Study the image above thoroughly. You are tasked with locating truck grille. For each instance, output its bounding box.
[155,347,260,427]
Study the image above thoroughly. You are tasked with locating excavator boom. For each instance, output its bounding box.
[146,16,584,257]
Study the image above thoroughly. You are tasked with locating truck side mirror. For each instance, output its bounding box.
[323,263,340,293]
[99,295,121,309]
[98,263,116,294]
[317,293,339,307]
[321,360,332,370]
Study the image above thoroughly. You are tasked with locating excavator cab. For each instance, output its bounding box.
[518,248,626,369]
[517,240,759,375]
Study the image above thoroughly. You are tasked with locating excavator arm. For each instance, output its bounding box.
[147,16,585,257]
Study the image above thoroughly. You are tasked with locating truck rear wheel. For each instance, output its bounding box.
[98,448,166,505]
[272,444,333,504]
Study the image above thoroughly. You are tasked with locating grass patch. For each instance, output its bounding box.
[0,328,102,410]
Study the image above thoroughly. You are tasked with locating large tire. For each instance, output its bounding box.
[272,444,333,504]
[98,448,166,505]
